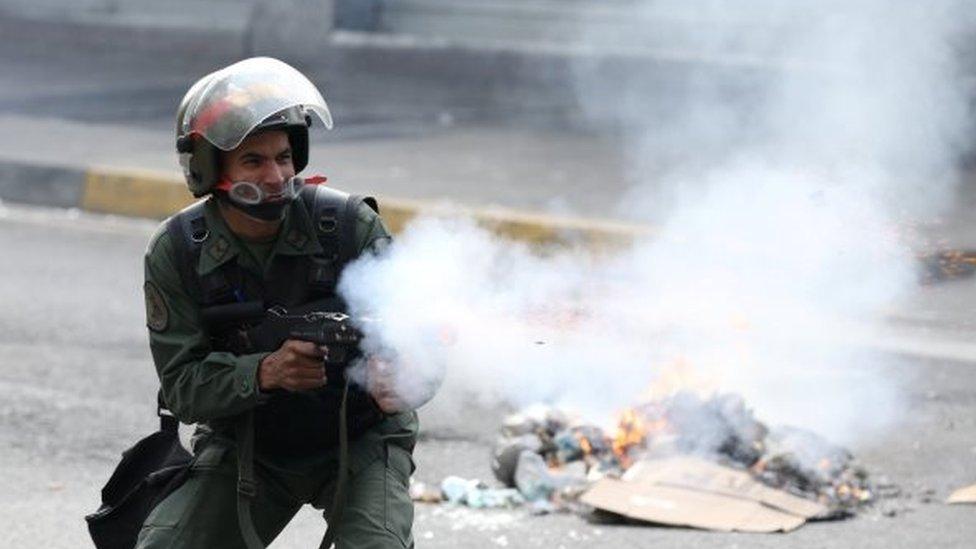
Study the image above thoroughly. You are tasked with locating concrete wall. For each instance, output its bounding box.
[0,0,657,41]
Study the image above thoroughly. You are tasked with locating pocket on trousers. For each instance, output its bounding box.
[383,444,415,547]
[140,474,204,529]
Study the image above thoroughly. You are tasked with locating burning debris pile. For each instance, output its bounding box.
[609,392,872,514]
[413,391,874,529]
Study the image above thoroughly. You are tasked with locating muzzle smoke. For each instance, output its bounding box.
[339,1,972,448]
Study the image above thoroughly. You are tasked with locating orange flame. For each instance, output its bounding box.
[612,409,647,467]
[576,433,593,456]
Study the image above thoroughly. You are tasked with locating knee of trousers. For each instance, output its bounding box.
[333,443,415,549]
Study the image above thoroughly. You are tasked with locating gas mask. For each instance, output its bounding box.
[214,176,301,221]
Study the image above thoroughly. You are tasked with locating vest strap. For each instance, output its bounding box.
[235,411,265,549]
[166,201,236,305]
[298,183,378,298]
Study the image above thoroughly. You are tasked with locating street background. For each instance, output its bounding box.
[1,1,976,547]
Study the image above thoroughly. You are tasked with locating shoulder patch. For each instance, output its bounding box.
[144,281,169,332]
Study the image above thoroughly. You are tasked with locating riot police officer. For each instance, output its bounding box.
[138,57,419,549]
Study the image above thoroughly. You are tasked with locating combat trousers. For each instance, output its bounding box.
[135,412,417,549]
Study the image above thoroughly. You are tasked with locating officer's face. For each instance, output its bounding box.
[222,130,296,201]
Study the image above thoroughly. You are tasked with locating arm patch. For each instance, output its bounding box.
[144,281,170,332]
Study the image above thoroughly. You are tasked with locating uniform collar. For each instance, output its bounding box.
[197,197,323,276]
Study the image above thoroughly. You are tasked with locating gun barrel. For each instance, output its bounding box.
[288,323,363,346]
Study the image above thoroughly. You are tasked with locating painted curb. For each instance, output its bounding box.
[377,195,652,249]
[82,167,196,219]
[1,160,651,249]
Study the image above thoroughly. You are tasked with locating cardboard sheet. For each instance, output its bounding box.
[947,483,976,504]
[581,456,827,533]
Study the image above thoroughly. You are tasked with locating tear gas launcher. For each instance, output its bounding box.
[201,300,378,376]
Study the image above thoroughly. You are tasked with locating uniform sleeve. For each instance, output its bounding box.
[144,226,270,424]
[353,201,393,257]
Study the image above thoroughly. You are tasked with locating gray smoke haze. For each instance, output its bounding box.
[575,1,971,222]
[339,1,973,447]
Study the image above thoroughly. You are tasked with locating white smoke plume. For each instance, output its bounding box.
[339,1,972,448]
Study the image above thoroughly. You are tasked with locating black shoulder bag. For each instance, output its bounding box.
[85,392,192,549]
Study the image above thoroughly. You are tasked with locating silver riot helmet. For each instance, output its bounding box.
[175,57,333,197]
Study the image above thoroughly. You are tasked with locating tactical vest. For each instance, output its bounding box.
[165,183,384,457]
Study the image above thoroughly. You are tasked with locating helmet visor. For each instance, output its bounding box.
[180,57,332,151]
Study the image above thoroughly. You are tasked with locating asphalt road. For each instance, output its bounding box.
[1,203,974,548]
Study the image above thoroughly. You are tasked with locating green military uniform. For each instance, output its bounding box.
[137,195,417,549]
